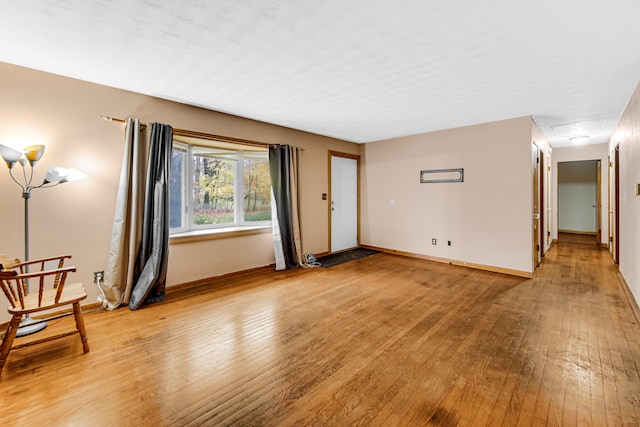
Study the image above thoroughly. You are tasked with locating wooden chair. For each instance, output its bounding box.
[0,255,89,375]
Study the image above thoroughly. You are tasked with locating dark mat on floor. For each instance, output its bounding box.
[317,248,379,268]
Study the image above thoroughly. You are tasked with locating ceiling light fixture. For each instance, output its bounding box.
[567,121,590,144]
[569,135,590,144]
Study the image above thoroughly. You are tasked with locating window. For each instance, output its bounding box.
[170,140,271,234]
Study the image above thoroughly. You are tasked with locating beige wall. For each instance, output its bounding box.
[361,116,537,275]
[6,58,630,319]
[0,62,359,321]
[551,143,609,245]
[609,81,640,306]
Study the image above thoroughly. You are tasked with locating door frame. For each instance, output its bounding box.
[546,150,552,251]
[606,146,621,263]
[328,151,361,253]
[532,143,541,269]
[539,150,545,257]
[557,159,600,238]
[608,154,613,255]
[614,145,620,263]
[596,159,602,245]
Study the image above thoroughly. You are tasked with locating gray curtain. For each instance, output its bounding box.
[129,123,173,309]
[269,144,303,270]
[103,120,173,310]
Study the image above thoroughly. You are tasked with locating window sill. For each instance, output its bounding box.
[170,225,272,245]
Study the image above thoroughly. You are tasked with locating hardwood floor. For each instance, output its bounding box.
[557,232,600,246]
[1,239,639,426]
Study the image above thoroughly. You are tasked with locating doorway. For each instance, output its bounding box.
[329,151,359,253]
[557,160,600,244]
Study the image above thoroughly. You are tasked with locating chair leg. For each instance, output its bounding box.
[72,303,90,353]
[0,315,22,374]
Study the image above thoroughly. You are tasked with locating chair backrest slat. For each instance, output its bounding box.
[39,275,45,306]
[53,258,66,288]
[16,277,25,309]
[0,274,18,308]
[54,271,68,304]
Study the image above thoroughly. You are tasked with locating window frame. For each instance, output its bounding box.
[170,141,188,233]
[170,140,272,236]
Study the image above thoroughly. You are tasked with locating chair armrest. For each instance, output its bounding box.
[14,266,77,280]
[0,270,18,277]
[11,255,73,272]
[2,266,78,307]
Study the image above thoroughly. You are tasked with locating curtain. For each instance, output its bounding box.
[128,123,173,309]
[103,119,146,309]
[103,120,173,310]
[269,144,304,270]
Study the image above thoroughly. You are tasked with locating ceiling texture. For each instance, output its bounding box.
[1,0,640,147]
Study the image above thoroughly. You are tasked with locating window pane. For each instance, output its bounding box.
[244,154,272,222]
[192,147,236,225]
[170,144,187,229]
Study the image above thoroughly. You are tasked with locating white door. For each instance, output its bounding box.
[331,155,358,252]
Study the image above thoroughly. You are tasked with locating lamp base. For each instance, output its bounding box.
[15,316,47,337]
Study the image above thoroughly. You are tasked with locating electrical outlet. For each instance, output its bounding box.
[432,238,437,245]
[93,270,104,283]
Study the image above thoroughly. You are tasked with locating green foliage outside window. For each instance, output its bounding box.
[170,142,271,232]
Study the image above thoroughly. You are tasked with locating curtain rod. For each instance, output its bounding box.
[100,115,274,149]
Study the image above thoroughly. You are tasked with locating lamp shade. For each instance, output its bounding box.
[23,145,45,165]
[43,166,68,184]
[0,144,23,169]
[64,168,87,182]
[44,167,87,184]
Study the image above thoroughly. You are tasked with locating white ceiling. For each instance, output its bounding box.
[1,0,640,147]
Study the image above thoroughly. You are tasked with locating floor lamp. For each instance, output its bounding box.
[0,143,86,336]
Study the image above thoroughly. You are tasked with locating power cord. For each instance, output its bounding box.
[94,270,108,309]
[302,260,322,268]
[302,253,321,268]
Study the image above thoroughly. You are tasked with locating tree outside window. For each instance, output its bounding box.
[170,142,271,233]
